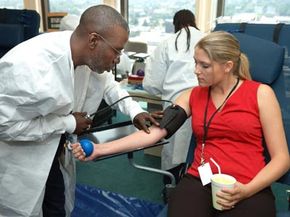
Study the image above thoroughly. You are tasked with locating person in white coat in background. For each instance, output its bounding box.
[143,9,205,187]
[0,5,157,217]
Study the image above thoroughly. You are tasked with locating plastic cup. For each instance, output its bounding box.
[211,174,236,210]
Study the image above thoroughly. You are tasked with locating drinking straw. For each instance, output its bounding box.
[210,158,221,174]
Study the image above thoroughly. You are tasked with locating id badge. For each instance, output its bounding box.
[198,162,213,186]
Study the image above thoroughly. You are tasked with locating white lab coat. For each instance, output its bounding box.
[0,31,144,217]
[143,27,205,170]
[0,31,75,217]
[74,65,144,121]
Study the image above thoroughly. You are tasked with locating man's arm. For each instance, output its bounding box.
[102,73,159,132]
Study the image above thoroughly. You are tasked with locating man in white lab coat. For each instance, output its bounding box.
[143,9,205,187]
[0,5,157,217]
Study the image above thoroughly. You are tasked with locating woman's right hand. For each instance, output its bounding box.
[71,143,87,161]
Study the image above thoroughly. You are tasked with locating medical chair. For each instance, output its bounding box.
[0,8,40,58]
[232,32,290,217]
[157,32,290,217]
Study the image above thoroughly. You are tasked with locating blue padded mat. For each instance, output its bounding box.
[72,184,164,217]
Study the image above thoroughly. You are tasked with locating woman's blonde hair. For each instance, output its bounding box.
[196,31,251,80]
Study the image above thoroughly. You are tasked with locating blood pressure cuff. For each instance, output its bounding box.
[159,104,187,139]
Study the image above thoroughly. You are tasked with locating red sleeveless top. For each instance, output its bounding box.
[188,80,265,184]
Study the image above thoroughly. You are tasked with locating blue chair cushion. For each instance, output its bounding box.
[214,23,242,33]
[0,23,24,47]
[232,32,284,85]
[0,8,40,40]
[279,25,290,62]
[244,24,276,41]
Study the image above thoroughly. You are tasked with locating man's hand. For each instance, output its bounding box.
[72,112,93,135]
[150,110,164,119]
[132,112,160,133]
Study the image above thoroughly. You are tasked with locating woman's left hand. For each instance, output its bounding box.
[216,181,249,210]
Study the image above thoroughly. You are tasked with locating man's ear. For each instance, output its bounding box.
[88,32,98,49]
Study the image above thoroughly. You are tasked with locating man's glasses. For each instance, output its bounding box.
[93,32,123,57]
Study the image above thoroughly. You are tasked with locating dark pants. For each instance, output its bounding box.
[42,135,66,217]
[168,174,276,217]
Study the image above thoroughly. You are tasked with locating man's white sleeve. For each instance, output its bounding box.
[103,73,145,120]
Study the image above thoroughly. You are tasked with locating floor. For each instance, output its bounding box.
[76,150,165,205]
